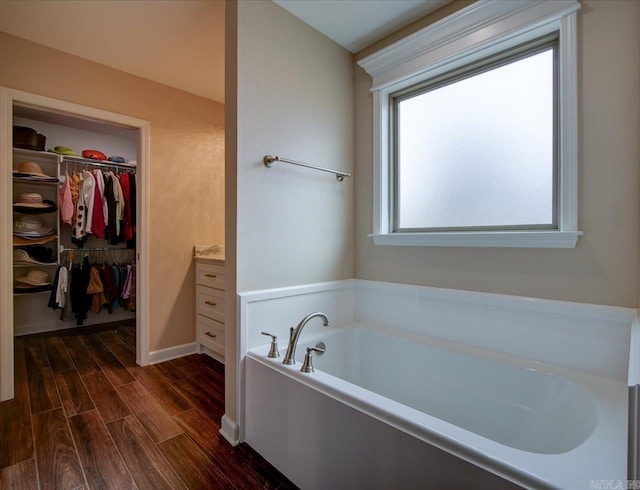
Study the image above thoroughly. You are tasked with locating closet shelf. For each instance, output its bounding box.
[12,147,53,158]
[13,263,58,268]
[13,178,58,186]
[13,209,57,216]
[13,291,51,297]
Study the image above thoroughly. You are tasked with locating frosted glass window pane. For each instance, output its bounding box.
[396,49,555,230]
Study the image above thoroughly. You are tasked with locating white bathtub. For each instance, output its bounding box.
[245,324,627,489]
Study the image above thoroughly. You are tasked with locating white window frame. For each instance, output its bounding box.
[358,0,582,248]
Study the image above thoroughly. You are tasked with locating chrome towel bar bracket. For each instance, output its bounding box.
[263,154,351,182]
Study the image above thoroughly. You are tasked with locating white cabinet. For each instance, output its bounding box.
[195,260,225,363]
[195,263,225,290]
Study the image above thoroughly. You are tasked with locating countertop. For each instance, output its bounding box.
[194,245,225,264]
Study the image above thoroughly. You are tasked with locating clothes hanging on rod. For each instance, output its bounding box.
[92,169,107,239]
[118,172,135,244]
[70,255,91,325]
[52,157,138,326]
[60,162,136,248]
[73,169,95,245]
[48,249,136,325]
[59,171,74,226]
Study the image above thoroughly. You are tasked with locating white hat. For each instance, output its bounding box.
[13,216,53,236]
[16,269,51,286]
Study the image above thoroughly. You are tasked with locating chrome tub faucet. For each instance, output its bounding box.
[282,312,330,365]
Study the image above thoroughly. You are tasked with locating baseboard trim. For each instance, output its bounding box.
[15,322,76,337]
[14,311,136,337]
[148,342,197,364]
[629,385,639,480]
[199,343,225,365]
[220,414,240,446]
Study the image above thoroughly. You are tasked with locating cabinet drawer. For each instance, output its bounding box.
[197,315,225,356]
[196,286,225,322]
[196,262,225,290]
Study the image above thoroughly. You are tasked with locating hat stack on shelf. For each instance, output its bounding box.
[13,247,56,265]
[13,192,57,213]
[13,216,55,246]
[12,161,58,182]
[14,269,52,293]
[13,216,53,238]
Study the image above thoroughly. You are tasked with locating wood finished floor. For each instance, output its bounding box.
[0,321,298,490]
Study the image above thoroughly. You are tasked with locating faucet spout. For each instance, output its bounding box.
[282,312,330,365]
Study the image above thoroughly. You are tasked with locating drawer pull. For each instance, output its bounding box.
[205,331,217,338]
[204,300,217,306]
[204,273,217,278]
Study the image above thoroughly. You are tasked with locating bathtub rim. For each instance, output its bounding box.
[246,324,627,490]
[272,319,626,389]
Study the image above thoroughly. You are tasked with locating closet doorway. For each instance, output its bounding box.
[0,87,150,401]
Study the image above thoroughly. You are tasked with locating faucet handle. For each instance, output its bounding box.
[310,341,325,355]
[261,332,279,359]
[300,342,326,373]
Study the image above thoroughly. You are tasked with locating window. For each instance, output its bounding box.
[358,0,581,248]
[392,38,557,232]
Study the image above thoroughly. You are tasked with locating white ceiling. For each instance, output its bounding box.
[274,0,450,53]
[0,0,449,104]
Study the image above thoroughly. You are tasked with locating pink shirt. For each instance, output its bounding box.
[59,172,74,225]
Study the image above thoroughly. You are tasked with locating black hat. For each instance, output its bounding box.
[20,246,56,264]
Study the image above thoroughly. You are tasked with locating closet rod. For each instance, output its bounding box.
[263,154,351,182]
[62,156,137,170]
[59,246,133,253]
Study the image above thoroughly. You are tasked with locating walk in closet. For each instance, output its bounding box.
[1,88,150,401]
[11,105,139,336]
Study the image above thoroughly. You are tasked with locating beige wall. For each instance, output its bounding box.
[0,32,225,350]
[354,0,640,308]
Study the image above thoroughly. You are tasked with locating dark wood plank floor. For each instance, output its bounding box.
[0,321,298,490]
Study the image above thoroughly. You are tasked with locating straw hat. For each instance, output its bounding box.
[13,235,56,246]
[13,192,56,212]
[16,161,55,179]
[16,269,51,286]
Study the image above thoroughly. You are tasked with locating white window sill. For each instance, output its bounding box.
[369,231,582,248]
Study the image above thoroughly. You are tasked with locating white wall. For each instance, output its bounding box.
[354,0,640,308]
[225,0,354,434]
[235,0,354,293]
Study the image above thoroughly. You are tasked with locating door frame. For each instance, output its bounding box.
[0,87,150,400]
